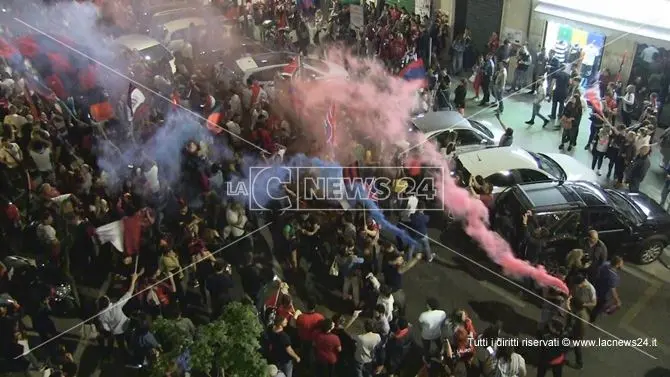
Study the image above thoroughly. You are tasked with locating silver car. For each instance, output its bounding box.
[408,111,504,155]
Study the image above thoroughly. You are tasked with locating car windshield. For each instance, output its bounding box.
[527,151,566,180]
[304,58,330,73]
[470,120,494,139]
[605,190,643,222]
[139,44,173,63]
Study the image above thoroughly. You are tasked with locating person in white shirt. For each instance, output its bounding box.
[36,212,59,252]
[142,162,160,194]
[493,61,508,115]
[229,92,242,116]
[354,320,382,375]
[28,129,53,173]
[418,297,447,356]
[640,45,659,64]
[399,195,418,223]
[525,74,549,127]
[223,202,248,240]
[494,345,527,377]
[97,272,138,353]
[621,84,636,126]
[376,285,395,322]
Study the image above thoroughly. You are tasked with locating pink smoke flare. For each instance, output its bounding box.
[290,49,569,294]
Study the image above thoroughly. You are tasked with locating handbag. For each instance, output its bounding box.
[329,259,339,276]
[561,116,573,130]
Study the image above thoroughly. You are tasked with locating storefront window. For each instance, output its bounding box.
[543,21,605,87]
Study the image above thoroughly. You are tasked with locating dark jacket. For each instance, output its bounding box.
[384,328,413,372]
[629,155,651,183]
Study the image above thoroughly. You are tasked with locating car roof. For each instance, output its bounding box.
[411,111,471,133]
[152,7,197,16]
[512,180,610,211]
[457,147,538,177]
[233,52,297,72]
[115,34,163,51]
[161,17,206,31]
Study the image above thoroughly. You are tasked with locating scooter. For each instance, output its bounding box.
[3,256,78,317]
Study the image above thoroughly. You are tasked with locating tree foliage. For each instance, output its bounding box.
[151,303,267,377]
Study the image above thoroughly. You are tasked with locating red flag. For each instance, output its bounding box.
[585,86,602,115]
[250,81,261,106]
[24,90,40,119]
[170,90,180,110]
[283,57,299,76]
[206,110,224,134]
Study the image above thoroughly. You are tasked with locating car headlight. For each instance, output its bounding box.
[55,284,72,299]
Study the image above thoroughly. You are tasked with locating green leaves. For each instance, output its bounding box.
[151,303,268,377]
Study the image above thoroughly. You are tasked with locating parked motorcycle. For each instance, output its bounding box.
[2,256,78,317]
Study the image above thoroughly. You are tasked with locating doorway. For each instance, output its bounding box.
[453,0,467,39]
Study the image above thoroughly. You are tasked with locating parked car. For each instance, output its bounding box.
[226,52,348,86]
[408,111,504,155]
[198,36,271,66]
[151,16,207,53]
[139,6,200,34]
[114,34,176,73]
[452,146,598,193]
[492,180,670,265]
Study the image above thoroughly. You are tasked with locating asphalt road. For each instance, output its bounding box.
[33,92,670,377]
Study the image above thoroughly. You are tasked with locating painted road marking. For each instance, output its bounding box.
[479,280,527,308]
[618,279,668,354]
[621,265,664,285]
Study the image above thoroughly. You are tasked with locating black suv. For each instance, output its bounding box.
[492,180,670,265]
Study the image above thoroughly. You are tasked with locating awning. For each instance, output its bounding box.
[535,0,670,43]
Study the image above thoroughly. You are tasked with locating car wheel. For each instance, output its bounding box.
[637,238,666,264]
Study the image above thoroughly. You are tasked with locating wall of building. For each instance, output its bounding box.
[500,0,670,84]
[435,0,453,16]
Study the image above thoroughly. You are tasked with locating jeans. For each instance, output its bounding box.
[355,361,374,377]
[407,236,433,260]
[629,179,642,193]
[660,180,670,207]
[622,111,633,126]
[422,337,443,357]
[586,125,601,147]
[573,344,583,366]
[550,97,565,118]
[512,68,527,89]
[560,127,578,147]
[494,87,504,112]
[592,151,605,170]
[530,103,548,122]
[278,360,294,377]
[343,274,360,307]
[537,363,563,377]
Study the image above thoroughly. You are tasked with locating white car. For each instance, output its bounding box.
[230,52,349,86]
[452,146,598,193]
[408,111,505,155]
[151,17,207,53]
[114,34,176,73]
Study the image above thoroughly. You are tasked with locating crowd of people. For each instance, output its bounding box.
[0,0,659,377]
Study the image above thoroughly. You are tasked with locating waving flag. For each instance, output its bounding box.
[398,58,427,81]
[283,56,302,78]
[0,37,22,66]
[585,85,602,115]
[324,104,336,144]
[364,181,379,202]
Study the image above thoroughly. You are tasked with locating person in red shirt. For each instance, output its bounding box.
[295,299,324,367]
[313,318,341,377]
